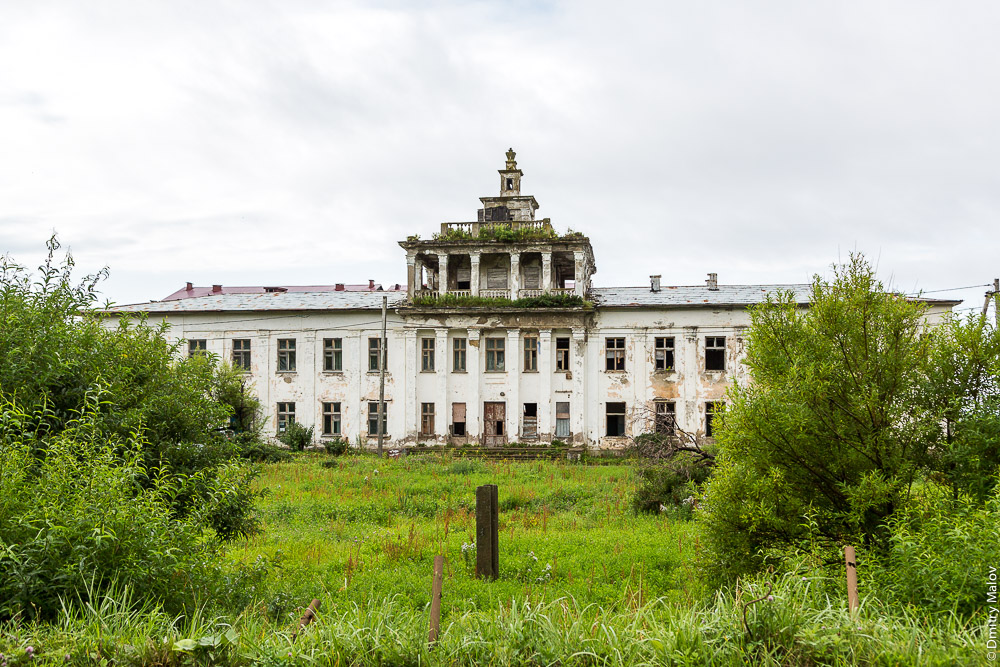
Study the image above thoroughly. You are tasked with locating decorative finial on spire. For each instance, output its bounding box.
[505,148,517,170]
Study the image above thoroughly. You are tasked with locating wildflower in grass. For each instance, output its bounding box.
[766,595,774,602]
[26,647,34,656]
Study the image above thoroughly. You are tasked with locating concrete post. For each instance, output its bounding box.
[470,252,481,297]
[438,254,449,296]
[541,251,553,294]
[509,252,521,298]
[573,251,585,297]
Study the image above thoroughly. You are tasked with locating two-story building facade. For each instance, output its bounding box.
[104,150,958,449]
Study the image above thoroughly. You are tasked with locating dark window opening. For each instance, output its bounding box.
[556,337,570,371]
[605,337,626,371]
[705,336,726,371]
[277,338,296,372]
[232,338,251,370]
[453,338,467,372]
[277,402,295,433]
[368,401,388,436]
[706,402,720,437]
[606,402,626,437]
[323,338,342,371]
[369,337,386,371]
[654,337,674,371]
[421,338,435,372]
[522,403,537,439]
[188,339,207,357]
[420,403,435,436]
[322,402,341,436]
[452,402,466,436]
[654,401,676,434]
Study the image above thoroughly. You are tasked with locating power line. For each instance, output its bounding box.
[905,284,991,295]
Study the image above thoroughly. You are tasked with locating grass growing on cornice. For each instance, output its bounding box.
[411,293,590,309]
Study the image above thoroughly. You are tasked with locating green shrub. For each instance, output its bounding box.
[867,481,1000,617]
[277,421,314,451]
[323,436,350,456]
[235,434,292,463]
[632,452,711,516]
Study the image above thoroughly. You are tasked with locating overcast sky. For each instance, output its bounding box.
[2,1,997,313]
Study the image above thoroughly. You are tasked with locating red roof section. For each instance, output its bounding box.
[162,281,405,301]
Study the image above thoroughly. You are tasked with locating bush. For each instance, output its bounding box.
[277,421,314,451]
[632,452,711,516]
[323,436,350,456]
[867,481,1000,618]
[236,435,292,463]
[0,398,221,620]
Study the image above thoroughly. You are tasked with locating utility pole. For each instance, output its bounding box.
[994,278,999,328]
[378,295,387,458]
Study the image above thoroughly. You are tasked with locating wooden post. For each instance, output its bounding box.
[476,484,499,579]
[844,546,859,612]
[428,555,444,645]
[377,295,387,458]
[291,598,320,643]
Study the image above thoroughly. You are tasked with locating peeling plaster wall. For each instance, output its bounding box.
[111,301,957,449]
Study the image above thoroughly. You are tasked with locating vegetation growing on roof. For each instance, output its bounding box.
[430,225,585,243]
[411,293,590,309]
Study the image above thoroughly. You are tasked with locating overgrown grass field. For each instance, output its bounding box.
[1,454,988,665]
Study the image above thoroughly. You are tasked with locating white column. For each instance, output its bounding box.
[435,328,449,439]
[509,252,520,298]
[468,329,481,441]
[414,258,423,293]
[573,251,585,297]
[404,330,418,441]
[539,329,552,439]
[542,251,553,294]
[470,252,481,297]
[507,328,520,441]
[438,254,449,296]
[406,254,416,300]
[571,327,587,445]
[348,331,362,442]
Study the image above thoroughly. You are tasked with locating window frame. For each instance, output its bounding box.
[605,337,626,372]
[276,401,295,433]
[368,337,386,372]
[188,339,207,358]
[322,401,342,436]
[485,337,505,372]
[555,337,570,371]
[523,335,538,372]
[705,336,726,372]
[453,337,467,372]
[654,336,675,372]
[277,338,296,372]
[421,337,435,372]
[605,401,627,437]
[654,400,676,435]
[420,402,435,437]
[706,401,720,437]
[555,401,571,438]
[232,338,251,370]
[323,338,343,372]
[367,401,388,436]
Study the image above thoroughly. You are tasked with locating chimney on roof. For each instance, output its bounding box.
[706,273,718,291]
[185,282,193,291]
[650,275,661,293]
[369,279,375,289]
[212,284,222,293]
[335,283,345,291]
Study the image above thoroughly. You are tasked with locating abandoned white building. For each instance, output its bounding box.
[105,150,959,449]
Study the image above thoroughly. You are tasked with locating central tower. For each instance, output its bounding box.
[399,149,595,304]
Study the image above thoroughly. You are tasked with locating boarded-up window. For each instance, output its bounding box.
[452,402,466,436]
[487,267,507,289]
[522,403,537,439]
[523,265,541,289]
[555,402,571,438]
[456,266,471,284]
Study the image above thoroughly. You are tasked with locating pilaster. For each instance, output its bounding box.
[541,251,553,294]
[435,328,449,438]
[539,329,552,439]
[510,253,521,297]
[468,329,481,439]
[406,254,416,300]
[470,252,481,296]
[571,327,587,444]
[404,330,418,440]
[573,251,585,297]
[506,328,520,440]
[438,254,449,296]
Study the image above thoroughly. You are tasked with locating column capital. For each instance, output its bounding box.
[468,328,481,341]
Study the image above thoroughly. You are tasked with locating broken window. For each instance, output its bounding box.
[368,401,388,436]
[277,339,296,372]
[606,402,626,437]
[605,337,626,371]
[522,403,538,439]
[483,401,506,446]
[451,402,466,436]
[368,337,386,371]
[654,337,674,371]
[232,338,251,370]
[486,337,505,371]
[705,336,726,371]
[456,266,471,290]
[276,402,295,433]
[506,177,514,190]
[523,335,538,371]
[420,403,435,436]
[654,401,676,435]
[188,339,207,358]
[421,338,435,372]
[705,402,720,437]
[556,337,570,371]
[555,401,571,438]
[453,337,467,372]
[322,401,341,436]
[323,338,342,372]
